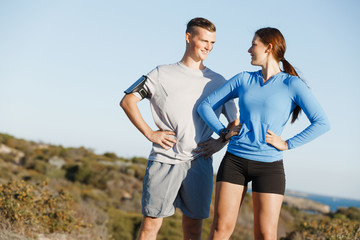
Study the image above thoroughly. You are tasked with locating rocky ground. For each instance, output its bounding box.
[0,133,359,240]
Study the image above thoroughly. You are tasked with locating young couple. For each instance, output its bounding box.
[120,17,330,240]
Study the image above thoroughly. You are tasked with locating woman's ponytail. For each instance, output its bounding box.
[281,59,301,123]
[281,59,298,77]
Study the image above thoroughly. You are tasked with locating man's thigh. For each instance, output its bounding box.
[177,156,214,219]
[142,160,189,218]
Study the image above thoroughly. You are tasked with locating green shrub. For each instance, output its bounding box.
[33,159,48,174]
[283,213,360,240]
[127,165,146,180]
[157,212,183,240]
[103,152,117,160]
[107,208,142,240]
[64,164,92,184]
[0,180,89,236]
[333,207,360,221]
[0,133,15,144]
[131,157,148,165]
[0,153,16,163]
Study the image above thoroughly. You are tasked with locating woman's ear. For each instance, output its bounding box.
[266,43,273,53]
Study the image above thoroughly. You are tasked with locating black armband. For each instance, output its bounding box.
[124,75,149,99]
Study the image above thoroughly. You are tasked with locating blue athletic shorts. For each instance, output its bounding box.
[141,156,213,219]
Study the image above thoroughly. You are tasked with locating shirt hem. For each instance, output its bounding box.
[227,149,283,163]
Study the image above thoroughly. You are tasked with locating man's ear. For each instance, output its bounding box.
[185,32,191,44]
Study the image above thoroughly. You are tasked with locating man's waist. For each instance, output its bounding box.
[148,146,199,163]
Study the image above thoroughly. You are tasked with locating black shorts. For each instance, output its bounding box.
[217,152,286,195]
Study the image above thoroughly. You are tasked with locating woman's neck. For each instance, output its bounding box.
[261,61,281,82]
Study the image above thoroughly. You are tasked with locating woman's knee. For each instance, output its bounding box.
[254,227,277,240]
[212,217,236,236]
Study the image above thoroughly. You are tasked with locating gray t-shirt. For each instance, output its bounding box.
[136,62,238,164]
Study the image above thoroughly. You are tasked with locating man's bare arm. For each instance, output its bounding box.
[120,94,176,149]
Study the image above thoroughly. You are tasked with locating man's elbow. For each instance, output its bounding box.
[119,95,128,110]
[120,94,140,112]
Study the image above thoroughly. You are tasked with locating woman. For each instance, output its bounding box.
[197,27,330,240]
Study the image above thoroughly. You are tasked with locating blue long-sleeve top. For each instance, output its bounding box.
[197,70,330,162]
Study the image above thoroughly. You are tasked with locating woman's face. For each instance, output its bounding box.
[248,35,269,66]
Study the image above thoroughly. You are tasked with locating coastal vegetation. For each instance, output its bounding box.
[0,133,359,239]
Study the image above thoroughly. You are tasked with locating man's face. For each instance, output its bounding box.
[186,27,216,61]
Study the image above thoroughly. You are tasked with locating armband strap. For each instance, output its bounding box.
[124,75,149,99]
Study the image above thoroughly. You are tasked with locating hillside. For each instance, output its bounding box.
[0,133,359,240]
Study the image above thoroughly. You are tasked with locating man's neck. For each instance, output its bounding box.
[181,56,205,70]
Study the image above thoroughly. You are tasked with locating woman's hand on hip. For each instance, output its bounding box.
[265,130,288,151]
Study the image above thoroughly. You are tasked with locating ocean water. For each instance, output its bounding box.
[286,191,360,212]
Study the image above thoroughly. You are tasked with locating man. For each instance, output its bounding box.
[120,17,239,240]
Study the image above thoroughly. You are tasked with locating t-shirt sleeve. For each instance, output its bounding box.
[197,73,242,135]
[286,78,330,149]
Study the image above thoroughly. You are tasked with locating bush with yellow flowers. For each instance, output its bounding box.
[0,180,88,236]
[282,207,360,240]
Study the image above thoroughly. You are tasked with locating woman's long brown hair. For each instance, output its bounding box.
[255,27,302,123]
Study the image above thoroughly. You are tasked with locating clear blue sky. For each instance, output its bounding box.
[1,0,360,200]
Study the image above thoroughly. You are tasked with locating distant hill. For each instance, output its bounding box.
[0,133,359,240]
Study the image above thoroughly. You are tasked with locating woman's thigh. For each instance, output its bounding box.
[213,181,247,227]
[252,192,284,239]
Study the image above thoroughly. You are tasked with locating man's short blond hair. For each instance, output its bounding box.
[186,17,216,34]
